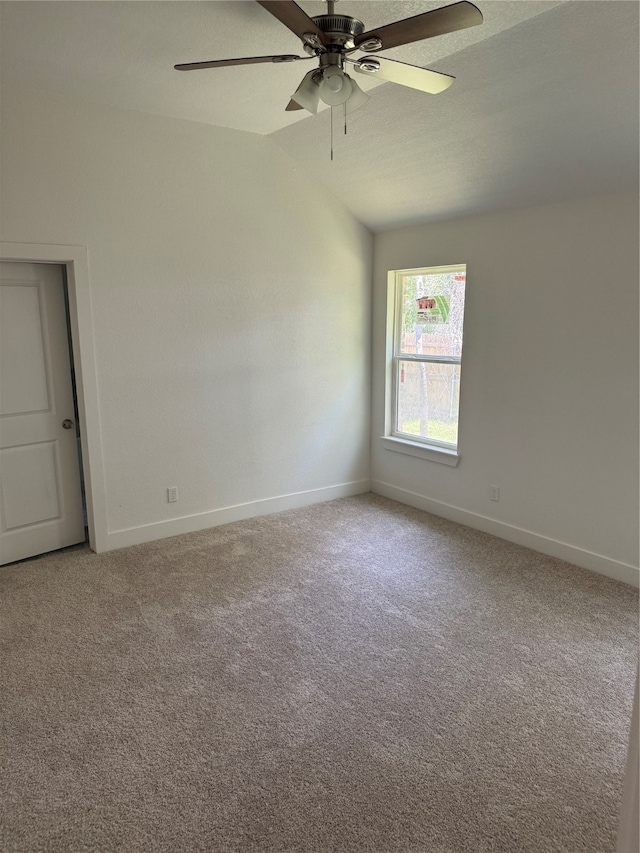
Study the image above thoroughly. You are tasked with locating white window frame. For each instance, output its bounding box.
[382,264,466,467]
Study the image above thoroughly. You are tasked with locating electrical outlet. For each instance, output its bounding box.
[167,487,178,503]
[490,485,500,502]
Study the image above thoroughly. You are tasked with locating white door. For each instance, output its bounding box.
[0,262,85,565]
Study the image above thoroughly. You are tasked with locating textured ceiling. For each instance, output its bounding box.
[1,1,638,230]
[0,1,563,135]
[273,1,640,229]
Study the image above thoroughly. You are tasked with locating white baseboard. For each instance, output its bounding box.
[372,480,640,588]
[102,479,371,553]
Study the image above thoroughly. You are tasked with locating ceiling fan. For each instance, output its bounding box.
[175,0,484,118]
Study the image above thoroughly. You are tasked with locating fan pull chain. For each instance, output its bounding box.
[330,105,334,161]
[329,105,347,160]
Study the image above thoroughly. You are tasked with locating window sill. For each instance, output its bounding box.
[381,436,460,467]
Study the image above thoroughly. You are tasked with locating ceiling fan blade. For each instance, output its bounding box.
[354,1,482,51]
[354,56,454,94]
[256,0,329,45]
[175,54,306,71]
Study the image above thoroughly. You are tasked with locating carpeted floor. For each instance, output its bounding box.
[1,494,637,853]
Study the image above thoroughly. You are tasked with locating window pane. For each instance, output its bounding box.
[398,268,466,359]
[396,360,461,445]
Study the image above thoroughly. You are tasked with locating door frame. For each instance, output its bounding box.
[1,242,107,553]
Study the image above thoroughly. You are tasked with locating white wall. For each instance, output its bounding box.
[371,195,639,585]
[0,85,372,549]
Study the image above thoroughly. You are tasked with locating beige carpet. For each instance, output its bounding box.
[1,494,637,853]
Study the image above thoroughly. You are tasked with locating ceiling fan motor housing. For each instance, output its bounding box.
[311,14,364,49]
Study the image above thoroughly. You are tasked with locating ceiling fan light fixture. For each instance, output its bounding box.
[319,66,353,106]
[290,69,321,114]
[345,76,370,113]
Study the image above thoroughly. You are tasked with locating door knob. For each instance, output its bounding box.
[62,419,74,430]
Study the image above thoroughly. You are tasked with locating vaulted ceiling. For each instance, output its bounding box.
[1,1,638,230]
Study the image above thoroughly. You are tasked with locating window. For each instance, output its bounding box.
[384,264,466,464]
